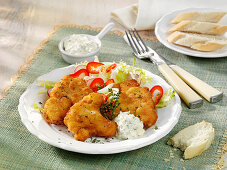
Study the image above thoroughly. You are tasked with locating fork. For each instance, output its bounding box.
[125,29,223,109]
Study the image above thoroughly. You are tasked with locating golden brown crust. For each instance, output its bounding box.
[64,93,117,141]
[112,80,157,128]
[43,76,93,125]
[44,97,72,125]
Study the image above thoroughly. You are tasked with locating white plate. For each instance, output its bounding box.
[18,64,182,154]
[155,8,227,58]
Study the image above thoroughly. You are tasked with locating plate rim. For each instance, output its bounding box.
[155,7,227,58]
[18,64,182,154]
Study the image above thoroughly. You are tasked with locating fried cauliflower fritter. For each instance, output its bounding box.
[112,79,140,92]
[43,75,93,125]
[64,93,117,141]
[44,97,71,125]
[113,80,158,128]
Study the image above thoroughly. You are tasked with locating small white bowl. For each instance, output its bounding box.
[58,34,101,63]
[58,23,115,64]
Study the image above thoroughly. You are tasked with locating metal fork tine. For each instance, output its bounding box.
[132,31,145,53]
[128,30,141,54]
[125,31,138,55]
[134,28,149,52]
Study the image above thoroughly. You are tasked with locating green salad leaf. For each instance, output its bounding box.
[115,61,152,84]
[156,89,175,108]
[33,104,44,114]
[38,80,56,94]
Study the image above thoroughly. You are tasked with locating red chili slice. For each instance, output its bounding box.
[70,69,89,78]
[89,78,104,92]
[86,78,95,87]
[106,64,117,73]
[74,65,86,73]
[150,85,163,105]
[86,62,104,74]
[47,87,53,97]
[105,79,114,86]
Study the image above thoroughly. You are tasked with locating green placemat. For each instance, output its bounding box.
[0,25,226,170]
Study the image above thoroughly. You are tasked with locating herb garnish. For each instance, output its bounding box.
[97,85,104,91]
[100,88,121,120]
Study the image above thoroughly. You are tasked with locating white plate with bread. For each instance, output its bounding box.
[155,8,227,58]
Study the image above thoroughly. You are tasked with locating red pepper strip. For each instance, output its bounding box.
[70,69,89,78]
[105,79,115,86]
[106,64,117,73]
[150,85,163,105]
[86,78,95,87]
[47,87,53,97]
[74,65,86,73]
[89,78,104,92]
[86,62,104,74]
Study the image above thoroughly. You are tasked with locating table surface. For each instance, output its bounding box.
[0,0,137,95]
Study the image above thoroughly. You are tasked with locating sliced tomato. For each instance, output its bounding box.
[150,85,163,105]
[105,79,114,86]
[47,87,53,97]
[74,65,86,73]
[70,69,89,78]
[89,78,104,92]
[106,64,117,73]
[86,62,104,74]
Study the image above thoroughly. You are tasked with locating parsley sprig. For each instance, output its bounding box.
[100,88,121,120]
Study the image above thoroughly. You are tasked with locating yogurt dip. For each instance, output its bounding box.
[63,34,99,55]
[114,111,145,140]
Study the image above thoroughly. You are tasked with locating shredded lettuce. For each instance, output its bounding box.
[38,80,56,94]
[156,89,175,108]
[74,60,88,67]
[114,61,152,84]
[115,69,129,83]
[38,80,56,89]
[132,57,136,67]
[33,104,44,114]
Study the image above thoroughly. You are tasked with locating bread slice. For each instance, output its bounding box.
[170,12,226,24]
[167,121,214,159]
[169,20,227,35]
[167,31,227,51]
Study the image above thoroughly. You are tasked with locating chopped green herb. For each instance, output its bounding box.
[33,104,44,114]
[133,57,136,67]
[91,138,101,143]
[154,126,158,130]
[97,85,104,91]
[100,89,121,120]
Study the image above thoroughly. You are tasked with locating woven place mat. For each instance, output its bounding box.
[0,25,226,169]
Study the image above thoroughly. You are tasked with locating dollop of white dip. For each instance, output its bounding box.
[63,34,99,55]
[114,111,145,140]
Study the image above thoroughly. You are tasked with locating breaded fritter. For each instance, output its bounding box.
[44,97,71,125]
[50,75,93,104]
[112,80,158,128]
[64,93,117,141]
[112,79,140,92]
[43,75,93,125]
